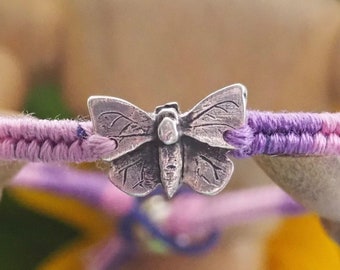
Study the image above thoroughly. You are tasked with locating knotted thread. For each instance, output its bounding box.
[225,111,340,158]
[0,111,339,162]
[0,116,116,162]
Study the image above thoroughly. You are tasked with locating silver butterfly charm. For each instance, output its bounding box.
[88,84,247,198]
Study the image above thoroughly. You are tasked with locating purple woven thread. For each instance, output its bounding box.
[0,111,339,162]
[225,111,340,158]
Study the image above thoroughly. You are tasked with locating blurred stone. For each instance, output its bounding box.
[256,156,340,221]
[320,218,340,245]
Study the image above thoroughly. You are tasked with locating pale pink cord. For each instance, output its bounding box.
[0,117,116,162]
[164,186,304,235]
[10,164,304,269]
[10,163,134,216]
[10,164,304,234]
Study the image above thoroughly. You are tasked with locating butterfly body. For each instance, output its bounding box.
[155,105,183,197]
[88,84,247,197]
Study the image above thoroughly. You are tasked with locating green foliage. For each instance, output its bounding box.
[0,83,77,269]
[0,191,79,270]
[24,83,73,119]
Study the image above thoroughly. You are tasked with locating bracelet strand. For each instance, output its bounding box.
[0,116,115,162]
[0,111,339,162]
[226,111,340,157]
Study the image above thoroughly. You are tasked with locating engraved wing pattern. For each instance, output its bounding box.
[109,142,160,196]
[182,137,233,195]
[88,84,247,197]
[181,84,247,149]
[88,96,155,160]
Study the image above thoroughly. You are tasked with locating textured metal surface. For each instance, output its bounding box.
[182,137,233,195]
[88,96,154,161]
[159,143,183,198]
[256,155,340,221]
[89,84,247,197]
[182,84,247,149]
[109,142,160,196]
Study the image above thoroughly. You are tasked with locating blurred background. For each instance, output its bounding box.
[0,0,340,269]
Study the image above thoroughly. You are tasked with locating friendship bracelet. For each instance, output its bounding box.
[0,111,338,161]
[1,84,339,197]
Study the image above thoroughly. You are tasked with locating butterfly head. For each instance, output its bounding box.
[155,103,181,145]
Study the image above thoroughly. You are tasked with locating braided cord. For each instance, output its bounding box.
[226,111,340,157]
[0,111,339,162]
[0,117,115,162]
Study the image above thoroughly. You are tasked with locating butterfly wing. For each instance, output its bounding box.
[109,142,160,196]
[88,96,155,160]
[182,137,233,195]
[181,84,247,149]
